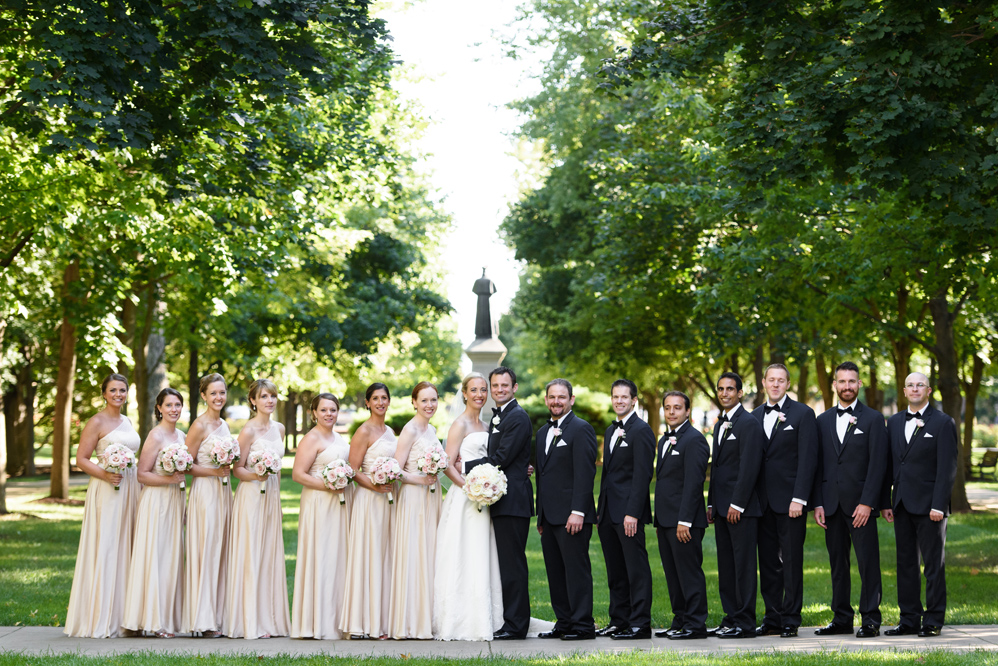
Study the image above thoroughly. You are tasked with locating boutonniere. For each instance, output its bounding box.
[615,427,626,441]
[913,418,925,436]
[491,415,501,427]
[551,427,562,438]
[720,421,732,433]
[776,412,787,423]
[668,436,677,446]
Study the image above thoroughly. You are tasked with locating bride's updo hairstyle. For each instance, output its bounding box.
[411,381,438,402]
[248,378,279,412]
[460,372,486,404]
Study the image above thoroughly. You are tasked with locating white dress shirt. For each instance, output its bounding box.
[835,399,858,443]
[608,410,635,454]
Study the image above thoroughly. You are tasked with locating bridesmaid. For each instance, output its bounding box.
[182,373,233,637]
[388,382,443,639]
[291,393,351,639]
[340,383,397,639]
[65,373,141,637]
[122,388,187,637]
[223,378,290,639]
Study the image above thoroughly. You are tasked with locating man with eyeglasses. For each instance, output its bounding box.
[883,372,957,638]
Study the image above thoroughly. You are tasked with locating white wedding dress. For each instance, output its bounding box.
[433,432,504,640]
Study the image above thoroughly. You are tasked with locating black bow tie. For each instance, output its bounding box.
[612,420,624,430]
[764,403,782,414]
[669,429,681,437]
[549,419,559,427]
[836,406,854,416]
[718,414,729,425]
[906,411,922,421]
[492,407,501,418]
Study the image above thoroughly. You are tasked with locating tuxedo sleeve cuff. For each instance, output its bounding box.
[730,504,745,513]
[571,510,585,517]
[792,497,807,506]
[931,508,944,514]
[678,521,692,528]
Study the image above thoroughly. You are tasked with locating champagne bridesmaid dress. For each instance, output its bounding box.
[122,429,186,635]
[291,432,352,639]
[339,428,398,638]
[388,426,443,639]
[223,422,291,639]
[64,418,141,637]
[182,421,233,635]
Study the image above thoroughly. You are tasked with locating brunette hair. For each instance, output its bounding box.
[411,381,438,402]
[365,382,390,406]
[719,371,743,391]
[199,373,226,395]
[101,373,129,394]
[611,378,638,399]
[489,366,517,385]
[662,390,691,411]
[154,387,184,422]
[545,378,574,397]
[460,372,487,404]
[248,378,279,412]
[310,392,340,419]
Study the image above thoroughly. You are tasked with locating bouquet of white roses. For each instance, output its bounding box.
[415,443,449,493]
[320,458,355,505]
[157,442,194,490]
[247,449,282,494]
[464,463,507,512]
[370,456,404,504]
[98,443,136,491]
[207,434,241,485]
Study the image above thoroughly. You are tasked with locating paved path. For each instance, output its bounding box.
[1,626,997,657]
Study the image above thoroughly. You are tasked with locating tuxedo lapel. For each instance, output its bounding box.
[837,403,862,457]
[903,407,931,457]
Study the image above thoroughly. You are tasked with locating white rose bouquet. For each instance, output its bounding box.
[415,443,449,493]
[247,449,282,494]
[207,435,241,485]
[157,442,194,490]
[370,456,404,504]
[464,463,507,512]
[320,458,355,505]
[98,443,136,491]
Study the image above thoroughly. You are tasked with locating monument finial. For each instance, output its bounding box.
[472,270,498,339]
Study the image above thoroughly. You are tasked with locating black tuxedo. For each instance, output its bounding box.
[536,411,598,635]
[596,412,654,631]
[654,421,710,632]
[465,398,534,637]
[751,396,818,629]
[886,405,958,629]
[814,401,888,627]
[706,404,764,632]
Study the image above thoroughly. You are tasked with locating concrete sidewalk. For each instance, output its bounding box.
[2,626,997,657]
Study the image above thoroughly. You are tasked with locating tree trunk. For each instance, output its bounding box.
[51,259,80,500]
[889,338,913,413]
[814,351,834,410]
[117,296,136,415]
[133,284,168,443]
[640,389,661,437]
[283,390,298,454]
[0,407,7,514]
[960,353,984,479]
[865,355,883,412]
[928,294,970,513]
[796,350,810,406]
[188,342,200,428]
[3,354,36,476]
[752,345,765,407]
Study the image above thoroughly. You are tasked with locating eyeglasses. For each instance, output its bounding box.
[904,383,928,390]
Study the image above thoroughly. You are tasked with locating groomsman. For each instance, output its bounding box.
[883,372,958,638]
[535,379,599,641]
[813,361,888,638]
[463,366,534,640]
[595,379,655,640]
[751,363,818,638]
[707,372,765,639]
[654,391,710,640]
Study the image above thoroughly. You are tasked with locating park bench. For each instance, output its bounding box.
[973,449,998,481]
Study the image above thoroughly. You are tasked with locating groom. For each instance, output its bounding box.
[463,366,534,640]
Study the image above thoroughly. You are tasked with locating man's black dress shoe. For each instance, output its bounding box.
[611,628,651,640]
[561,633,596,641]
[918,625,942,637]
[493,630,522,640]
[668,629,708,640]
[595,625,621,637]
[884,625,919,636]
[718,627,755,639]
[856,625,880,638]
[537,630,564,639]
[706,626,728,637]
[756,624,782,637]
[781,625,798,638]
[814,622,854,636]
[654,628,681,638]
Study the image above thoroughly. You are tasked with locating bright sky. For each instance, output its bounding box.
[377,0,540,352]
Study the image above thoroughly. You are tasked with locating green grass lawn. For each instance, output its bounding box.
[3,467,998,629]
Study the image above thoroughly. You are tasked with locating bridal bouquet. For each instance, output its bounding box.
[320,458,355,505]
[370,456,404,504]
[247,449,282,494]
[207,434,241,485]
[99,443,136,491]
[415,443,449,493]
[464,463,507,512]
[157,443,194,490]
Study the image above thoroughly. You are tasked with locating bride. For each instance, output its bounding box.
[432,373,553,641]
[432,373,503,640]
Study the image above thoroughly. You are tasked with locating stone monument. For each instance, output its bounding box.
[465,268,507,413]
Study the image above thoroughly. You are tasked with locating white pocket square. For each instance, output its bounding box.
[726,435,737,440]
[556,441,568,447]
[619,442,628,448]
[784,424,794,431]
[854,428,865,435]
[670,450,680,456]
[925,433,934,438]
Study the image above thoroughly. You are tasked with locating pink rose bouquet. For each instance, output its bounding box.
[320,458,355,505]
[464,463,507,512]
[98,443,136,491]
[157,442,194,490]
[207,435,241,485]
[415,443,449,493]
[370,456,403,504]
[247,449,282,494]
